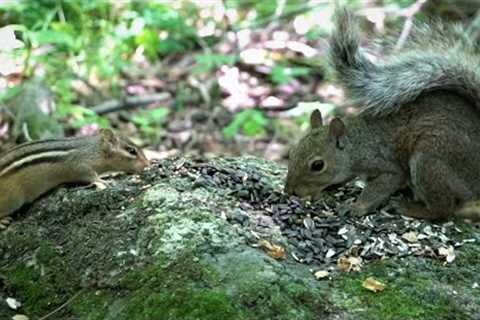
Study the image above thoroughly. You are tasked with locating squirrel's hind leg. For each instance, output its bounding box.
[393,201,449,221]
[408,153,468,221]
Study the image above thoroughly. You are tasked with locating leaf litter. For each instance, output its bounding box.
[362,277,386,293]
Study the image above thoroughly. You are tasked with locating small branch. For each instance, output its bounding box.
[221,0,240,56]
[91,92,171,115]
[232,1,327,32]
[394,0,429,51]
[274,0,287,19]
[38,289,83,320]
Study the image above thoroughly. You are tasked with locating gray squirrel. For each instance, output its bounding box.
[285,7,480,221]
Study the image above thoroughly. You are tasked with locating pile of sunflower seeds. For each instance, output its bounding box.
[150,158,478,267]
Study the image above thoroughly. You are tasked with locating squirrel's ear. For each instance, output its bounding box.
[328,117,346,147]
[310,109,323,129]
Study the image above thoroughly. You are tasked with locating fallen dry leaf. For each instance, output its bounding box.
[314,270,330,280]
[401,231,418,243]
[438,246,456,263]
[258,240,286,260]
[325,248,336,259]
[337,256,363,272]
[6,297,21,310]
[362,277,386,293]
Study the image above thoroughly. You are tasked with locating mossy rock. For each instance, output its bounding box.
[0,156,479,319]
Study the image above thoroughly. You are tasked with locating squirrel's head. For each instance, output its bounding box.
[284,110,354,200]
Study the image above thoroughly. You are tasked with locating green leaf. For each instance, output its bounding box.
[32,30,75,47]
[58,104,108,129]
[0,85,21,103]
[135,28,159,60]
[223,109,268,139]
[193,54,237,73]
[132,107,169,134]
[270,65,310,85]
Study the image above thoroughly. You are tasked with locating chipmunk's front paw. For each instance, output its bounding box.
[0,217,12,230]
[80,177,111,190]
[92,178,110,190]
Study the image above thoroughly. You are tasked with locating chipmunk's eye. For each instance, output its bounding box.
[309,159,325,172]
[126,146,138,156]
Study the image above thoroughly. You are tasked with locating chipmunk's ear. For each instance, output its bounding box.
[310,109,323,129]
[328,117,346,149]
[99,128,119,153]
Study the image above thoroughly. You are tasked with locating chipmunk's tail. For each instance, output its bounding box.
[329,7,480,115]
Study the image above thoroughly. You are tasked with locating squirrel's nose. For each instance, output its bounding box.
[284,181,296,195]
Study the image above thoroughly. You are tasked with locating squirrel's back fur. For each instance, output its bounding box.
[329,8,480,115]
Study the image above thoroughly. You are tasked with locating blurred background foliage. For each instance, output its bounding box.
[0,0,478,160]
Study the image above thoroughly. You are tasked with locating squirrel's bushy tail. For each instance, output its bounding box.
[329,7,480,115]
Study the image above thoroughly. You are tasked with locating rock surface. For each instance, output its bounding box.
[0,156,479,320]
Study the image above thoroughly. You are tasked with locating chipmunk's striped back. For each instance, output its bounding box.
[0,128,150,229]
[0,136,94,178]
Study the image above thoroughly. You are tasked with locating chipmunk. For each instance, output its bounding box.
[0,128,150,229]
[285,7,480,221]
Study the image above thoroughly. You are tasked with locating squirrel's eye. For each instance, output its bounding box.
[310,159,325,172]
[126,146,138,156]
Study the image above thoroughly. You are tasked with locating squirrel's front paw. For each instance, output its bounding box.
[350,201,372,217]
[338,202,371,217]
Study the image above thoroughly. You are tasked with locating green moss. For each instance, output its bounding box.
[2,242,80,316]
[235,281,328,320]
[71,254,243,320]
[118,253,221,290]
[121,289,240,320]
[71,252,330,320]
[74,289,239,320]
[333,259,472,320]
[72,291,113,320]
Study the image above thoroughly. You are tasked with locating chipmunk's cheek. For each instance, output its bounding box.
[133,159,150,172]
[140,160,150,171]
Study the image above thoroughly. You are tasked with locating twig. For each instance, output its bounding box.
[67,73,106,100]
[38,289,83,320]
[189,76,213,107]
[265,0,287,32]
[21,122,32,141]
[232,1,327,32]
[274,0,287,19]
[221,0,240,56]
[394,0,429,51]
[91,92,171,115]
